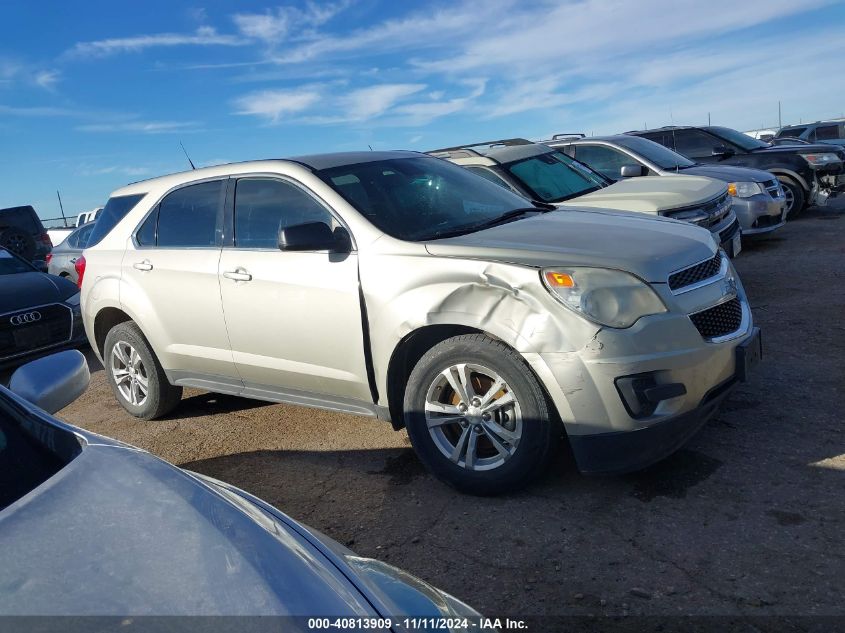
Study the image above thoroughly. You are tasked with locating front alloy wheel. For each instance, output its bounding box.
[110,341,149,406]
[425,363,522,471]
[403,334,558,495]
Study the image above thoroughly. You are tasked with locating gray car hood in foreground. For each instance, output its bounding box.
[679,164,776,183]
[0,272,78,313]
[425,209,716,283]
[0,437,374,616]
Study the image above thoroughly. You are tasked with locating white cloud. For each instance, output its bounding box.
[67,26,246,58]
[78,164,152,177]
[76,120,202,134]
[342,83,426,120]
[232,1,350,45]
[233,88,322,122]
[394,79,486,125]
[34,70,60,90]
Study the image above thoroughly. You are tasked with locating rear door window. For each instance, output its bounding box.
[87,194,146,247]
[671,130,721,158]
[156,181,224,248]
[813,125,842,141]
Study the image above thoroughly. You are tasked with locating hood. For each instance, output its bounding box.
[425,208,716,283]
[0,440,375,615]
[562,175,726,213]
[0,272,78,313]
[753,142,845,157]
[680,164,776,183]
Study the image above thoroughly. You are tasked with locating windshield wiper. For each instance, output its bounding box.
[425,206,550,240]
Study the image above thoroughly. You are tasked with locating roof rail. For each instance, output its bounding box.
[427,138,534,158]
[550,133,585,140]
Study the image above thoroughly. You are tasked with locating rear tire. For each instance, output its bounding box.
[778,176,805,217]
[403,334,558,495]
[0,228,36,261]
[104,321,182,420]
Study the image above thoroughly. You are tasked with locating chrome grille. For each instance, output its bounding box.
[668,251,723,291]
[718,218,740,243]
[0,304,72,360]
[689,298,743,339]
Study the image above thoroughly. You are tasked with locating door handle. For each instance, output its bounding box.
[134,260,153,271]
[223,269,252,282]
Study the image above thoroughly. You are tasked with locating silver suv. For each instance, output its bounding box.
[81,152,761,494]
[428,139,743,257]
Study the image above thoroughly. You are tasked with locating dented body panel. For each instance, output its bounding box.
[82,152,758,475]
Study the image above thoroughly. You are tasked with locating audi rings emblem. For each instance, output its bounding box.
[10,311,41,326]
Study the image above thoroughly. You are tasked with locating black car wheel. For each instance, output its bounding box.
[104,321,182,420]
[0,228,36,261]
[403,334,558,495]
[778,177,805,217]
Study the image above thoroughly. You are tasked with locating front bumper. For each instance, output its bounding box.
[566,326,761,473]
[527,276,760,474]
[0,305,88,371]
[735,194,786,236]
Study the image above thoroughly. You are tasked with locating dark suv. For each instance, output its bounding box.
[775,120,845,148]
[627,125,845,215]
[0,206,52,270]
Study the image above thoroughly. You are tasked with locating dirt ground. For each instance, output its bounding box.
[42,200,845,619]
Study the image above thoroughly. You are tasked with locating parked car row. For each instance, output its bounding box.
[8,122,830,620]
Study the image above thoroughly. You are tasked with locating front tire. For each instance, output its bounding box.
[778,176,805,217]
[403,334,557,495]
[104,321,182,420]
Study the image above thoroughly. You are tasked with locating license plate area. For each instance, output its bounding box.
[12,324,53,349]
[736,327,762,382]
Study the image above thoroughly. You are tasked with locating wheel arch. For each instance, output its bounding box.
[93,307,133,360]
[768,168,810,193]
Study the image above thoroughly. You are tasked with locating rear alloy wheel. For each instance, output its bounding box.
[404,334,558,495]
[104,321,182,420]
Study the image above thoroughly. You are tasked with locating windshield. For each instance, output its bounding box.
[613,136,696,170]
[503,151,606,203]
[0,248,35,275]
[316,156,537,241]
[706,126,768,151]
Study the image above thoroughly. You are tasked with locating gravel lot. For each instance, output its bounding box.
[38,200,845,620]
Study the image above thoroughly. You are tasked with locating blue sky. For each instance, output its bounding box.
[2,0,844,220]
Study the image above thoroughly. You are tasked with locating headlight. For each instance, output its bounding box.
[801,152,840,167]
[727,181,762,197]
[64,292,81,306]
[542,267,666,328]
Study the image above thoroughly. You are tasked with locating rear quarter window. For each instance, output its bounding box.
[86,194,147,247]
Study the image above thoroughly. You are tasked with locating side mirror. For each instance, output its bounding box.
[712,145,734,157]
[9,350,90,414]
[279,222,351,252]
[620,164,647,178]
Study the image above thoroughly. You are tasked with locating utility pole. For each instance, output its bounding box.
[778,101,782,128]
[707,112,711,126]
[56,190,67,227]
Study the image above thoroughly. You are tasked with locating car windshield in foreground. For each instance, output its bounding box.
[706,126,768,151]
[0,248,36,275]
[315,156,540,241]
[0,399,65,511]
[613,136,697,170]
[504,151,606,203]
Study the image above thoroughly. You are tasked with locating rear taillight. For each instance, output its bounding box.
[45,253,53,265]
[75,255,86,288]
[39,232,53,248]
